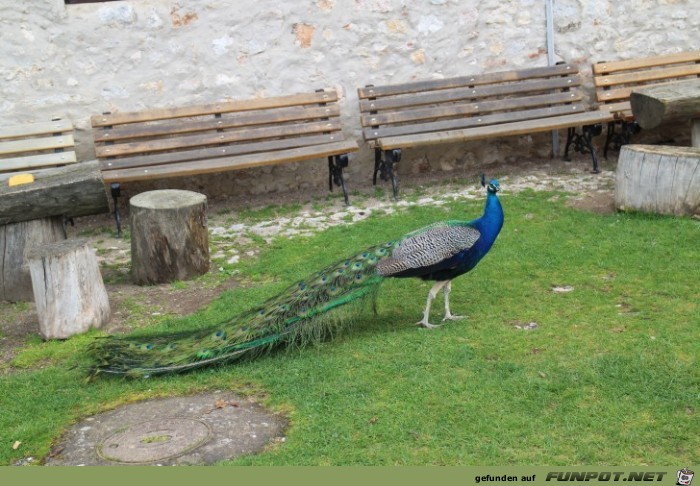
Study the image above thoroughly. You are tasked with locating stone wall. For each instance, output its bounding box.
[1,0,698,200]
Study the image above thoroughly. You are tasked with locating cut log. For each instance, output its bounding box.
[615,144,700,217]
[0,216,66,302]
[26,239,110,340]
[630,79,700,147]
[130,190,209,285]
[0,160,109,225]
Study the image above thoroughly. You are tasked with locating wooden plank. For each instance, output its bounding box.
[630,79,700,129]
[593,51,700,74]
[360,91,582,127]
[0,160,109,225]
[358,64,578,98]
[0,134,75,157]
[101,140,359,183]
[93,104,341,143]
[376,110,614,150]
[364,103,588,141]
[359,76,580,113]
[100,134,343,172]
[91,90,339,127]
[95,120,342,158]
[593,64,700,88]
[0,151,77,173]
[0,120,74,141]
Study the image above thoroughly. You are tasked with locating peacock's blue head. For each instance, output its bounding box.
[480,174,500,194]
[486,179,500,194]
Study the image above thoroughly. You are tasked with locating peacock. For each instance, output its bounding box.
[88,177,503,378]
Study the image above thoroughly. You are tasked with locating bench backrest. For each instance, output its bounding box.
[91,89,349,180]
[593,51,700,120]
[0,119,77,175]
[358,64,590,146]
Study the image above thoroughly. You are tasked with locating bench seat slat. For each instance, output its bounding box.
[594,64,700,88]
[377,111,614,150]
[0,120,74,141]
[360,76,580,113]
[102,140,359,183]
[92,90,339,127]
[360,91,582,128]
[358,64,579,98]
[592,51,700,74]
[96,120,342,158]
[0,134,76,157]
[94,104,341,143]
[364,103,588,141]
[0,151,77,173]
[100,134,344,172]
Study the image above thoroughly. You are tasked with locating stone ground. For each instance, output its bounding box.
[0,157,616,371]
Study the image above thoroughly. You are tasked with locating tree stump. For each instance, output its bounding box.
[0,216,66,302]
[615,144,700,217]
[27,239,110,340]
[130,190,209,285]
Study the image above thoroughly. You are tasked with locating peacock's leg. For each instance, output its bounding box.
[442,281,465,321]
[417,280,448,329]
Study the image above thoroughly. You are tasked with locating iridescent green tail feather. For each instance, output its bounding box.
[88,241,397,378]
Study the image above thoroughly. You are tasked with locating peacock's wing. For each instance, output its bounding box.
[375,222,480,277]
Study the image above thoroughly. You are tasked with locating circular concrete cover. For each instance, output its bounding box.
[97,418,212,463]
[45,391,287,466]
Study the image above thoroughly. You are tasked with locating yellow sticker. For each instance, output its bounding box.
[8,173,35,186]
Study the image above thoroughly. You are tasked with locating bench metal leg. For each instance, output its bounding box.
[110,183,123,238]
[372,148,401,200]
[603,121,641,159]
[563,125,602,173]
[328,154,350,205]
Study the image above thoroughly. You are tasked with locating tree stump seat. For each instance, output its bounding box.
[130,190,210,285]
[27,238,110,340]
[615,145,700,217]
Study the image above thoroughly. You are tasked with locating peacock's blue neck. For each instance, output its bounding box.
[474,191,504,249]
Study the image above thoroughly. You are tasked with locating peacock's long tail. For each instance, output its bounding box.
[88,241,398,378]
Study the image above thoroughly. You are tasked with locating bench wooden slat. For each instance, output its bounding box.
[100,134,344,172]
[0,134,76,157]
[377,110,614,150]
[358,64,579,98]
[0,120,74,141]
[96,119,343,158]
[0,151,77,173]
[92,90,340,127]
[360,91,582,128]
[101,140,359,183]
[594,64,700,88]
[359,76,580,113]
[364,103,588,141]
[592,51,700,74]
[94,104,341,143]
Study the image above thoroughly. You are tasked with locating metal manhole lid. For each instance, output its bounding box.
[97,417,211,464]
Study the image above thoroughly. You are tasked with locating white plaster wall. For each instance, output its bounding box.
[1,0,698,198]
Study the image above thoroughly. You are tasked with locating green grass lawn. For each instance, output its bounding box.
[1,189,698,465]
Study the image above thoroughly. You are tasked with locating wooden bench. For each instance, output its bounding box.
[0,118,77,183]
[91,89,359,235]
[358,64,613,197]
[592,50,700,157]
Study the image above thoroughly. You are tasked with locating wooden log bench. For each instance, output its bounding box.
[358,63,613,198]
[592,50,700,157]
[91,89,359,235]
[630,79,700,148]
[0,119,108,302]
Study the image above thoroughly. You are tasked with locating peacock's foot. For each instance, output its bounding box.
[442,313,466,322]
[416,320,443,329]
